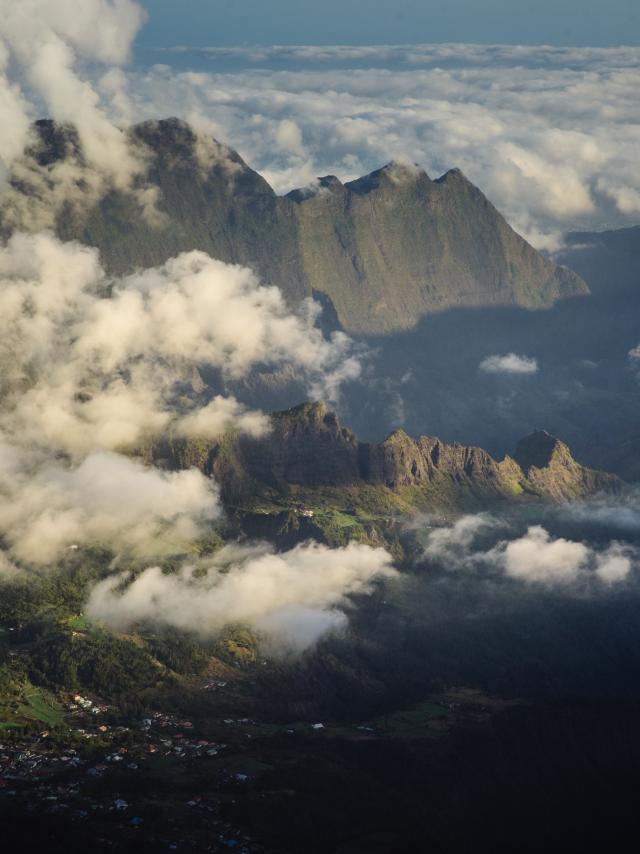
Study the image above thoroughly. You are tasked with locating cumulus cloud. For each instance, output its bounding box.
[86,541,397,653]
[593,543,634,585]
[0,449,218,564]
[422,516,634,587]
[0,232,362,563]
[0,233,360,456]
[498,527,634,586]
[498,526,588,584]
[479,354,539,375]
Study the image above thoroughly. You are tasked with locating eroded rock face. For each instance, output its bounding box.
[1,118,588,335]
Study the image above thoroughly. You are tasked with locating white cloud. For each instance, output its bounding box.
[565,492,640,533]
[499,525,588,584]
[498,527,635,586]
[0,449,219,564]
[0,232,362,563]
[0,233,360,457]
[479,354,539,375]
[86,541,397,653]
[594,543,634,585]
[176,395,270,441]
[422,516,634,587]
[0,0,154,228]
[422,513,498,564]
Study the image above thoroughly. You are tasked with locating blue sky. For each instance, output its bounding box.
[138,0,639,48]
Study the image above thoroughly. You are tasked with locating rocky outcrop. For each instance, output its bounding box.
[1,118,588,335]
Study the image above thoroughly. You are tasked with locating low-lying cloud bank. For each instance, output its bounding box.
[422,513,635,587]
[86,541,397,654]
[562,491,640,535]
[155,44,640,72]
[0,232,361,563]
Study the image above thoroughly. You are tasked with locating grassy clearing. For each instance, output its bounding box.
[65,614,90,631]
[17,689,65,728]
[371,701,450,739]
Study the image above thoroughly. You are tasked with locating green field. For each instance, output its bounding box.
[65,614,90,631]
[16,689,65,728]
[371,700,450,739]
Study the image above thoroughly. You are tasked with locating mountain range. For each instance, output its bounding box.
[3,118,586,334]
[139,402,621,549]
[2,118,638,482]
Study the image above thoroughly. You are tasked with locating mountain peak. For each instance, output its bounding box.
[511,429,619,501]
[435,167,472,185]
[514,430,567,473]
[286,175,344,203]
[153,404,621,508]
[345,160,431,195]
[277,401,330,422]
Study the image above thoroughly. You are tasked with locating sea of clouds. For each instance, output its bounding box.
[129,43,640,248]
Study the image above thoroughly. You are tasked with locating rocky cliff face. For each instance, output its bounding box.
[290,162,585,333]
[1,118,587,335]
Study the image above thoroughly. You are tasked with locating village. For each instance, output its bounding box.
[0,665,515,853]
[0,692,267,852]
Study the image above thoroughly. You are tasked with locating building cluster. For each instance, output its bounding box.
[0,705,264,852]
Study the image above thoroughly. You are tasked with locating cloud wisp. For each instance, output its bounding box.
[86,541,397,654]
[479,354,539,375]
[0,0,161,229]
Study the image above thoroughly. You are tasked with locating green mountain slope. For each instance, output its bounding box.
[1,118,587,334]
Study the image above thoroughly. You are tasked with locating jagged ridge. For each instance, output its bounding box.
[1,118,588,335]
[145,402,621,518]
